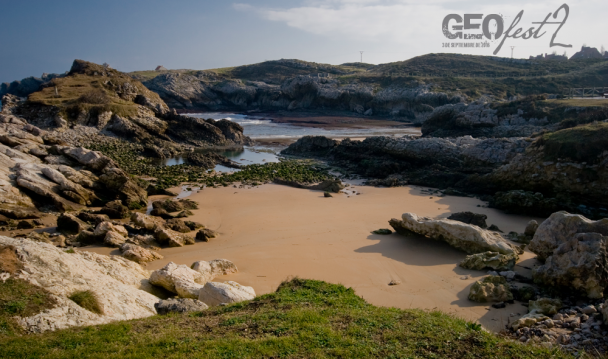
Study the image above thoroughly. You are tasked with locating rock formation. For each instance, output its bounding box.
[0,236,160,333]
[468,276,513,303]
[389,213,520,255]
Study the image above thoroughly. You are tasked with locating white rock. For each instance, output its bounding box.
[199,281,255,306]
[0,236,159,333]
[149,262,205,295]
[389,212,519,255]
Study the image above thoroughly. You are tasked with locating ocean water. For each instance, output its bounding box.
[189,112,420,139]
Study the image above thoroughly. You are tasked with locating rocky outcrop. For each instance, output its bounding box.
[198,281,256,306]
[141,64,463,120]
[468,275,513,303]
[192,259,238,283]
[0,236,159,333]
[0,109,149,215]
[421,99,553,138]
[529,212,608,261]
[389,213,520,255]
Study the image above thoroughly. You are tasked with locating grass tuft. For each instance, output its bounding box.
[68,291,103,315]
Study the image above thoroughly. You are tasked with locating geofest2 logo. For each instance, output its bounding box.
[442,3,572,55]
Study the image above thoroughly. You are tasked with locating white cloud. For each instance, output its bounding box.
[234,0,608,61]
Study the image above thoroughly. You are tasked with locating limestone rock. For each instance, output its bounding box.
[529,298,562,315]
[195,228,218,242]
[94,221,128,237]
[130,212,165,231]
[99,200,130,219]
[191,259,238,283]
[524,220,539,237]
[529,211,608,262]
[165,218,192,233]
[198,281,255,306]
[56,214,92,234]
[104,231,126,248]
[459,251,517,271]
[150,208,172,219]
[154,228,194,247]
[468,275,513,303]
[532,232,608,298]
[149,262,205,295]
[77,212,110,226]
[120,243,163,264]
[511,312,550,331]
[154,298,208,315]
[390,213,519,255]
[447,212,488,228]
[0,236,159,333]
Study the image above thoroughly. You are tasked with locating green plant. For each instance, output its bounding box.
[69,290,103,315]
[64,248,76,254]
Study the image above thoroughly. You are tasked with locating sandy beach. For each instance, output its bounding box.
[85,183,542,332]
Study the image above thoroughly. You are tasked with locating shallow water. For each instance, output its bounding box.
[189,112,420,139]
[159,147,281,172]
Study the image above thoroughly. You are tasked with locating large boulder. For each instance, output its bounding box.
[154,298,208,315]
[149,262,205,298]
[120,244,163,264]
[198,281,255,306]
[154,228,194,247]
[104,231,127,247]
[191,259,238,283]
[459,251,517,271]
[529,211,608,261]
[165,219,192,233]
[533,232,608,298]
[468,276,513,303]
[99,200,130,219]
[389,213,519,255]
[447,212,488,228]
[0,236,159,333]
[56,214,92,234]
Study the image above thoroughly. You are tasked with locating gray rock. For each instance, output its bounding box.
[447,211,488,228]
[154,298,208,315]
[524,220,539,237]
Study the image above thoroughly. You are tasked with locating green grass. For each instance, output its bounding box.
[69,291,103,315]
[537,121,608,163]
[0,278,57,337]
[0,279,570,358]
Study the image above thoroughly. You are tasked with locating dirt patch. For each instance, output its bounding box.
[0,246,23,274]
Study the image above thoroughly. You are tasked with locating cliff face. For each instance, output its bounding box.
[143,72,463,122]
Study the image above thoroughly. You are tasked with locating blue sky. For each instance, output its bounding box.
[1,0,605,83]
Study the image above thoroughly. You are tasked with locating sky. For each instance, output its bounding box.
[0,0,606,83]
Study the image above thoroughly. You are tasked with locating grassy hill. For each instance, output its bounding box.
[0,279,570,358]
[130,54,608,99]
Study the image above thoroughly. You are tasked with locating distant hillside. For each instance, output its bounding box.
[129,54,608,121]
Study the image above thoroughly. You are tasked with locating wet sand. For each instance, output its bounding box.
[85,184,542,332]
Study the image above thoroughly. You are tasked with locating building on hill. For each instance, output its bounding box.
[570,46,603,60]
[529,53,567,61]
[155,66,168,71]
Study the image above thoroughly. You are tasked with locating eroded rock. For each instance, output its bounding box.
[468,275,513,303]
[459,251,517,271]
[154,298,208,315]
[390,213,519,255]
